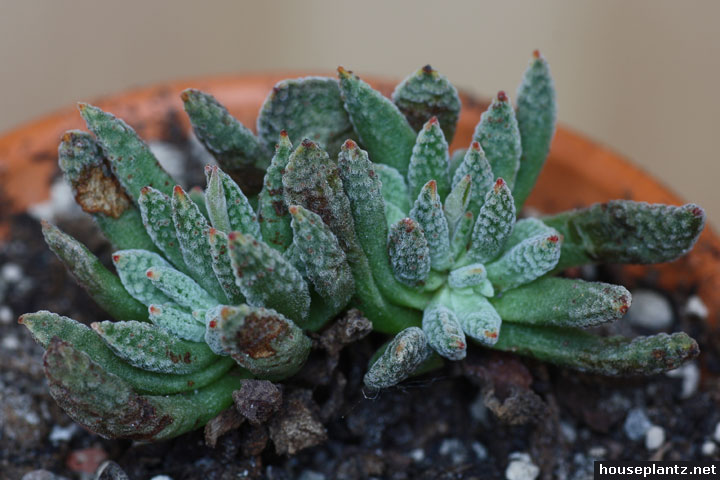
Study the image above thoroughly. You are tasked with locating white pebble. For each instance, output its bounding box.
[645,425,665,450]
[666,362,700,399]
[624,408,652,441]
[49,424,77,443]
[2,335,19,350]
[1,263,23,283]
[439,438,468,465]
[713,422,720,443]
[0,305,13,324]
[588,446,607,458]
[560,420,577,443]
[27,179,81,222]
[505,452,539,480]
[409,448,425,462]
[701,441,716,456]
[472,441,488,461]
[626,289,674,330]
[150,476,173,480]
[686,296,708,319]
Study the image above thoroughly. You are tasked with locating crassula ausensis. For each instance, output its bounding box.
[20,51,705,441]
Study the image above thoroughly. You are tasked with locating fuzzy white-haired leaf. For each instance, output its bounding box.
[228,232,310,322]
[407,117,451,201]
[449,290,502,346]
[364,327,429,389]
[204,305,229,356]
[205,165,261,238]
[138,187,188,273]
[449,211,474,260]
[207,228,245,304]
[503,217,556,251]
[491,277,631,328]
[146,266,217,311]
[217,304,311,380]
[472,91,522,190]
[171,186,227,302]
[91,320,217,374]
[388,218,431,287]
[444,174,471,235]
[148,304,205,342]
[448,263,494,297]
[258,131,293,251]
[112,249,173,306]
[289,205,354,311]
[373,162,410,213]
[410,181,452,270]
[486,233,562,291]
[449,148,466,182]
[468,178,516,263]
[513,50,557,210]
[452,142,494,218]
[392,65,461,143]
[422,305,466,361]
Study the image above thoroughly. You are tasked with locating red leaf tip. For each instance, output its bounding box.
[112,254,121,263]
[173,185,184,195]
[497,91,508,102]
[493,178,506,192]
[426,116,439,128]
[279,130,288,138]
[344,139,357,149]
[471,141,481,151]
[533,49,541,59]
[547,235,559,243]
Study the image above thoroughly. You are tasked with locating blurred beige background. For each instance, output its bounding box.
[1,0,718,223]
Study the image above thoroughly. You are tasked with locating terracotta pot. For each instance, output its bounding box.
[1,74,719,330]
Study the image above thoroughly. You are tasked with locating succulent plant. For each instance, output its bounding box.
[20,51,705,442]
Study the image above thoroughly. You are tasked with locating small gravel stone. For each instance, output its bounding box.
[298,471,325,480]
[713,423,720,443]
[0,305,13,324]
[66,447,108,474]
[21,471,68,480]
[439,438,468,465]
[624,408,652,441]
[95,462,129,480]
[409,448,425,462]
[470,392,489,424]
[686,295,708,319]
[505,452,539,480]
[645,426,665,450]
[666,362,700,399]
[149,476,173,480]
[2,335,19,350]
[49,424,77,444]
[701,441,717,456]
[472,441,488,461]
[1,263,23,283]
[233,380,282,425]
[560,420,577,443]
[626,289,674,331]
[588,446,607,458]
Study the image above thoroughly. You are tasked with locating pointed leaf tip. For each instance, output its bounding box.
[497,91,508,102]
[533,49,541,59]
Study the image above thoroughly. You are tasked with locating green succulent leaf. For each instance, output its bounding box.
[289,205,354,312]
[494,323,699,376]
[444,174,471,236]
[146,266,217,310]
[373,162,411,213]
[447,289,502,346]
[138,187,189,273]
[491,277,631,328]
[205,165,261,238]
[92,320,217,374]
[422,305,466,361]
[410,180,452,271]
[452,142,494,218]
[58,130,157,251]
[468,178,516,264]
[364,327,428,389]
[392,65,461,143]
[148,304,205,342]
[171,185,227,301]
[20,311,235,395]
[181,88,266,193]
[407,117,451,200]
[338,67,416,175]
[513,50,557,210]
[448,263,494,297]
[486,232,562,292]
[41,223,147,321]
[544,201,706,270]
[388,218,431,287]
[207,228,246,304]
[216,304,311,380]
[258,131,293,251]
[112,249,173,307]
[503,217,556,251]
[449,211,474,261]
[472,92,522,190]
[78,103,176,200]
[448,148,467,182]
[227,232,310,322]
[257,77,355,158]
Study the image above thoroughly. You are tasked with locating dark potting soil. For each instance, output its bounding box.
[2,167,719,479]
